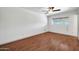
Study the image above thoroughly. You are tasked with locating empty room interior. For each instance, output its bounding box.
[0,7,79,51]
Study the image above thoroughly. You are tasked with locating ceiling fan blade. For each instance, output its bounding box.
[53,9,61,11]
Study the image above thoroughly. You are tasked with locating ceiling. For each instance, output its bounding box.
[23,7,78,16]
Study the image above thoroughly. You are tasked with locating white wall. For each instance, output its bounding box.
[77,8,79,38]
[0,7,47,45]
[47,10,78,36]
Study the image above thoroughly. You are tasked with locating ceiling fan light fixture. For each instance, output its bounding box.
[48,9,53,14]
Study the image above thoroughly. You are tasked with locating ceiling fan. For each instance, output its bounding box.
[42,7,61,14]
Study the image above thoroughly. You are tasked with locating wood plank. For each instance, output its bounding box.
[0,32,79,51]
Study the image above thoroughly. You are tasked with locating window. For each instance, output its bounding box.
[51,17,70,32]
[52,17,69,26]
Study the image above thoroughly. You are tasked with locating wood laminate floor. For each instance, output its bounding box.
[0,32,79,51]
